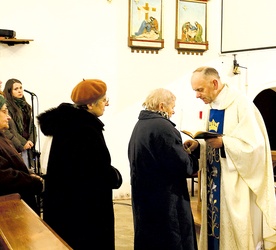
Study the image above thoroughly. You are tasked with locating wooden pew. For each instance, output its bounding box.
[0,193,72,250]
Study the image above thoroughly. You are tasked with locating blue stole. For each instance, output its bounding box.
[207,109,225,250]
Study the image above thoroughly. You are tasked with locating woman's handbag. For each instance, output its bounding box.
[110,166,123,189]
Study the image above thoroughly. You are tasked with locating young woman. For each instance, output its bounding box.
[3,78,36,169]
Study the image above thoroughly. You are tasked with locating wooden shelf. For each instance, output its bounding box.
[0,38,34,46]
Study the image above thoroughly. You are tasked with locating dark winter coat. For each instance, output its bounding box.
[128,110,199,250]
[37,103,122,250]
[0,132,43,213]
[4,99,37,168]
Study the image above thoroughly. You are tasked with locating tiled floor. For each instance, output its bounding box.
[114,192,200,250]
[114,179,276,250]
[114,200,134,250]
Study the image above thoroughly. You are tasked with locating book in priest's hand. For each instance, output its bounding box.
[181,129,223,139]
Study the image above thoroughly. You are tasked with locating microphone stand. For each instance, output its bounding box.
[28,92,43,216]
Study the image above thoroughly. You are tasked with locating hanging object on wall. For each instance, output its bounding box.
[233,54,240,75]
[128,0,164,54]
[232,54,247,75]
[175,0,209,55]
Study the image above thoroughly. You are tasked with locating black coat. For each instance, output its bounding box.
[128,110,199,250]
[37,103,122,250]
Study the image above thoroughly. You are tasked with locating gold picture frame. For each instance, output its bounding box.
[175,0,208,55]
[128,0,164,54]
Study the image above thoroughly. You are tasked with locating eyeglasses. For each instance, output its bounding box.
[0,108,9,115]
[101,97,109,104]
[95,97,109,105]
[104,98,109,104]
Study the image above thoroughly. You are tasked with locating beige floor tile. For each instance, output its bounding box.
[114,199,134,250]
[114,192,200,250]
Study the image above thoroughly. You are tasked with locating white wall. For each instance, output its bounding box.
[221,0,276,53]
[1,0,276,199]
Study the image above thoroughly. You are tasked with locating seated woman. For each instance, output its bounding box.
[0,95,43,214]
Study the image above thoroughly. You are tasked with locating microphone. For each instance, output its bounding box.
[24,89,36,96]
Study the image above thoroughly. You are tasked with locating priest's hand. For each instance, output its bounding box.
[206,136,223,148]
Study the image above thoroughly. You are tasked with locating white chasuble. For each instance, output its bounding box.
[198,84,276,250]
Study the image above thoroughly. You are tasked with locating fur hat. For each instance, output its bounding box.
[0,95,6,109]
[71,79,107,105]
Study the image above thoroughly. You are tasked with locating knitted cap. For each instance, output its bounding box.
[0,95,6,109]
[71,79,107,105]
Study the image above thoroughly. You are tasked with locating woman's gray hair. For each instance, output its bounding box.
[142,88,176,111]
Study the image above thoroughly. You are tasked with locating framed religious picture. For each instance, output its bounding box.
[128,0,164,54]
[175,0,209,55]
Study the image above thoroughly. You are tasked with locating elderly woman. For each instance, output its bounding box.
[37,79,122,250]
[0,95,43,214]
[128,88,200,250]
